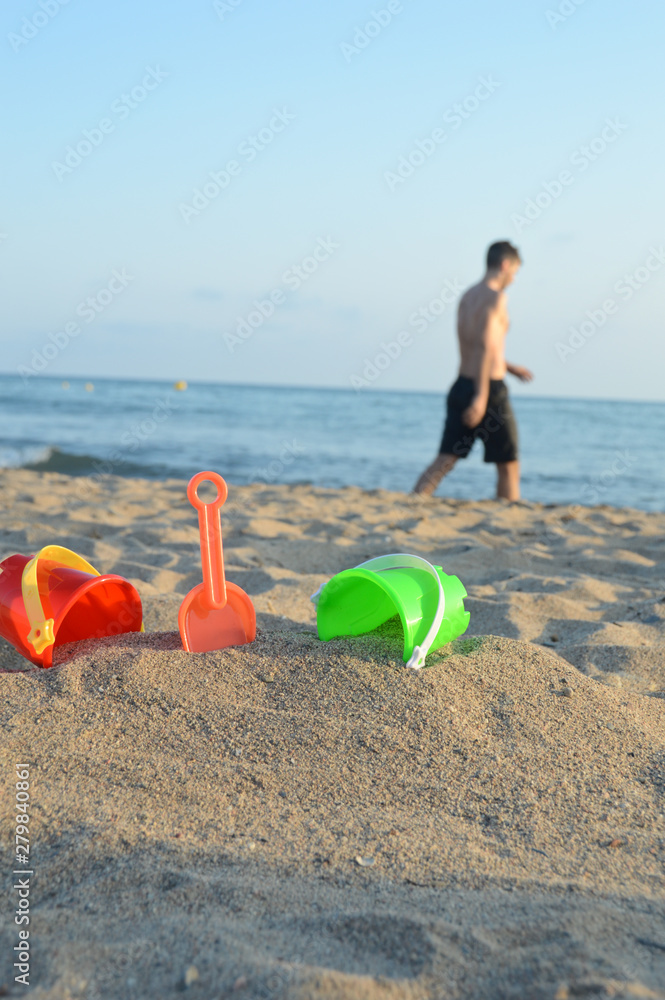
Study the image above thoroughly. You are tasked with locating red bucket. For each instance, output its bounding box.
[0,545,143,668]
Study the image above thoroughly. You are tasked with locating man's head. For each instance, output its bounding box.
[486,241,522,288]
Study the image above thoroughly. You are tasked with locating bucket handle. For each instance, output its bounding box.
[22,545,100,655]
[311,552,445,670]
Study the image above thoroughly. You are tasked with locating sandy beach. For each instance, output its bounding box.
[1,468,665,999]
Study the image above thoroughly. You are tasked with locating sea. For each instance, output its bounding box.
[1,375,662,512]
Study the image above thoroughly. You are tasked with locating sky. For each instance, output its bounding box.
[2,0,663,400]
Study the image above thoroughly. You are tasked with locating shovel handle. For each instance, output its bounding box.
[187,471,229,610]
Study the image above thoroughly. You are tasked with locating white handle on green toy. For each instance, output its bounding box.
[310,552,445,670]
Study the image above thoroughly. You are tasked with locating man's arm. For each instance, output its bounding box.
[506,362,534,382]
[462,301,503,428]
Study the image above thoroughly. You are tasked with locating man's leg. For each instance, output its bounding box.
[413,453,457,496]
[496,461,520,501]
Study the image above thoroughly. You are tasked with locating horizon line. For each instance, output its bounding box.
[1,371,663,407]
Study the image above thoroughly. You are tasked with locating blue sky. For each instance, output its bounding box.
[2,0,663,399]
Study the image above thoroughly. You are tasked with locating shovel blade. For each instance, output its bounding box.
[178,582,256,653]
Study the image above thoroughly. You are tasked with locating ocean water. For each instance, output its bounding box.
[0,375,662,511]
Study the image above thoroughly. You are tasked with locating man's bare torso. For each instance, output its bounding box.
[457,281,508,381]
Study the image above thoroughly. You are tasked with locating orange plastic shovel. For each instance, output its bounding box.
[178,471,256,653]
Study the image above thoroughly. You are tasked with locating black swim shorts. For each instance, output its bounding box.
[439,375,518,463]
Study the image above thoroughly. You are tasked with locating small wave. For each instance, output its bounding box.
[0,444,54,470]
[18,447,163,478]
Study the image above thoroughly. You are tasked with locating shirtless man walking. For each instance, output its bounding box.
[413,241,533,501]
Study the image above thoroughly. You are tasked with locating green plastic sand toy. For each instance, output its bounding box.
[311,553,469,669]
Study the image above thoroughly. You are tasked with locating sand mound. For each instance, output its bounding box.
[3,629,664,893]
[2,629,665,998]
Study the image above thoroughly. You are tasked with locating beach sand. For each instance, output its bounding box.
[1,469,665,999]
